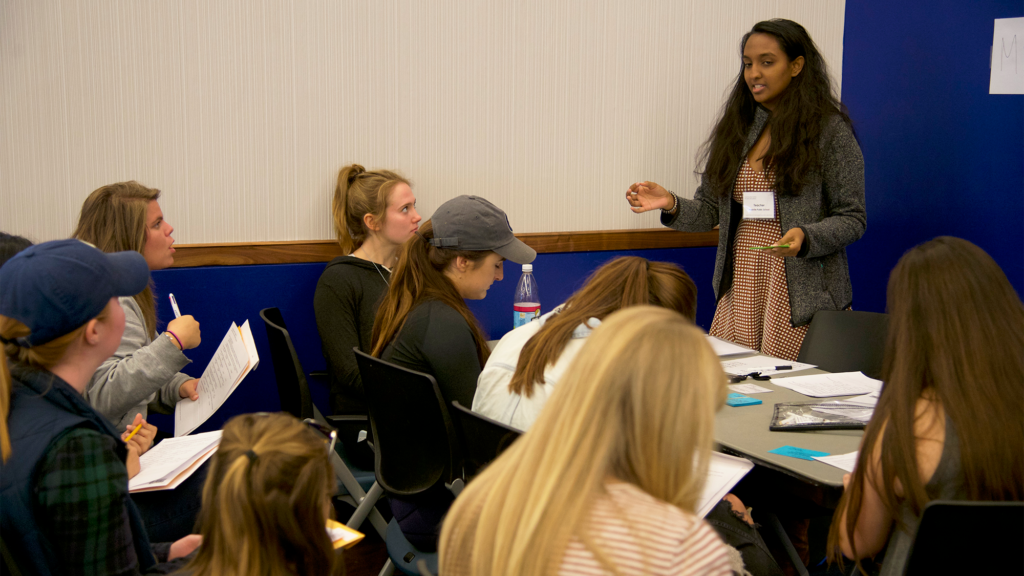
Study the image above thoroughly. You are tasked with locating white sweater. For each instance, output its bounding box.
[473,309,599,431]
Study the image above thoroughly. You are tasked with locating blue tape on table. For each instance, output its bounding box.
[768,445,830,461]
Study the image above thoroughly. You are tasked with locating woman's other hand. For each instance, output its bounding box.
[626,181,672,213]
[168,534,203,561]
[167,315,201,350]
[178,378,200,401]
[765,227,805,257]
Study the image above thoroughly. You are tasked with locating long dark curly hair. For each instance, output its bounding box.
[699,19,852,197]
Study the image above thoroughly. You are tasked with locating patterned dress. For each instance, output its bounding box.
[709,159,808,360]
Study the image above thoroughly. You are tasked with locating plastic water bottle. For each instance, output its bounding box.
[513,264,540,329]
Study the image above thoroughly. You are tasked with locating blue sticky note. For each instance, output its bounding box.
[768,446,830,461]
[726,394,762,407]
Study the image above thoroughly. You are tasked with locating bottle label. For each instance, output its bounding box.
[513,303,541,329]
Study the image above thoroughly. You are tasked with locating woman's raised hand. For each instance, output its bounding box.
[167,315,201,350]
[626,181,672,213]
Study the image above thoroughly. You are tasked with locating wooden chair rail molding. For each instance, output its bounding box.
[169,229,719,268]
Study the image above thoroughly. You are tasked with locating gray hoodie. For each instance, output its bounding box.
[85,296,193,430]
[663,106,866,327]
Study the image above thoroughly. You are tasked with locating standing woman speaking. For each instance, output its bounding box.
[626,19,865,360]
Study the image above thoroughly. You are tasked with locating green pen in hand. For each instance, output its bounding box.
[748,244,790,251]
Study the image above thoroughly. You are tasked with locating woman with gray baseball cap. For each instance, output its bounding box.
[0,239,200,574]
[369,194,535,551]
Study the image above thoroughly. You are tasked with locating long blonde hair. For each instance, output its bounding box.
[510,256,697,397]
[184,412,343,576]
[1,305,112,462]
[333,164,410,254]
[438,306,728,575]
[73,181,160,336]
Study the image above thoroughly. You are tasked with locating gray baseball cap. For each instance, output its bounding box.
[429,195,536,264]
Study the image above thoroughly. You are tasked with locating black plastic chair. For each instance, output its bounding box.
[450,401,521,481]
[354,348,463,576]
[901,500,1024,575]
[258,307,387,539]
[796,310,888,379]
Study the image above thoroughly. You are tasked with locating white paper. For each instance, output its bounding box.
[697,452,755,518]
[770,371,882,398]
[705,335,753,357]
[129,430,222,489]
[175,323,250,436]
[721,355,816,377]
[813,451,859,473]
[131,447,217,493]
[239,320,260,372]
[990,17,1024,94]
[728,383,773,395]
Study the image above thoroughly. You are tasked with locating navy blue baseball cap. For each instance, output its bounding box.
[0,239,150,347]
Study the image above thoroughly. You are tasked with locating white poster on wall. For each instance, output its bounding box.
[990,17,1024,94]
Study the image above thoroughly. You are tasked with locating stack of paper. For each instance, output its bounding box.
[706,336,753,357]
[175,320,260,437]
[697,452,755,518]
[129,431,222,492]
[815,390,880,422]
[770,372,882,398]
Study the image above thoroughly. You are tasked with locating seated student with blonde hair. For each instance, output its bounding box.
[74,181,202,432]
[828,237,1024,575]
[0,240,201,575]
[315,164,421,415]
[474,256,697,430]
[440,306,741,575]
[175,412,344,576]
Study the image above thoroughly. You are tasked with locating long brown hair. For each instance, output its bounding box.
[370,220,490,366]
[73,181,160,336]
[184,412,343,576]
[510,257,697,398]
[1,305,112,462]
[332,164,410,254]
[828,237,1024,568]
[700,19,851,198]
[439,307,727,575]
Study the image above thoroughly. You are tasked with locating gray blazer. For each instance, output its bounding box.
[85,296,193,430]
[663,106,866,326]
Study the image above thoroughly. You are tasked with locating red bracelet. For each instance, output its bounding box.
[166,330,183,350]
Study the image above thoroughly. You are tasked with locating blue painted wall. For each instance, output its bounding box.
[147,246,717,432]
[842,0,1023,314]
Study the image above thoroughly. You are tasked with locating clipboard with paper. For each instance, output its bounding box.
[174,320,260,437]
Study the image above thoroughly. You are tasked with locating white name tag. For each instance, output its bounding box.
[742,191,776,219]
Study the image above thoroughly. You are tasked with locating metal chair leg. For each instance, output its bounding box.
[378,559,396,576]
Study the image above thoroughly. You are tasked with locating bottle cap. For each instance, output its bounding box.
[522,264,533,272]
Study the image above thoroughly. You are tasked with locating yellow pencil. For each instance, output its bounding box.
[124,423,143,443]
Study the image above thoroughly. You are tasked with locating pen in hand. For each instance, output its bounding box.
[169,293,182,318]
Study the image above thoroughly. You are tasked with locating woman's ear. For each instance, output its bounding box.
[453,256,471,273]
[363,212,380,232]
[790,55,805,77]
[82,318,101,346]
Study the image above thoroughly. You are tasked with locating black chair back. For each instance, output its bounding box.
[903,500,1024,575]
[797,310,888,379]
[259,307,313,420]
[354,348,460,497]
[450,401,521,480]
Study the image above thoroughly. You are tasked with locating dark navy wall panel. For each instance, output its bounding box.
[843,0,1024,314]
[148,246,718,431]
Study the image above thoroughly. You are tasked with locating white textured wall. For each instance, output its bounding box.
[0,0,845,244]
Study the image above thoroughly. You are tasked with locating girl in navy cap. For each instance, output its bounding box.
[0,240,201,575]
[369,194,535,552]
